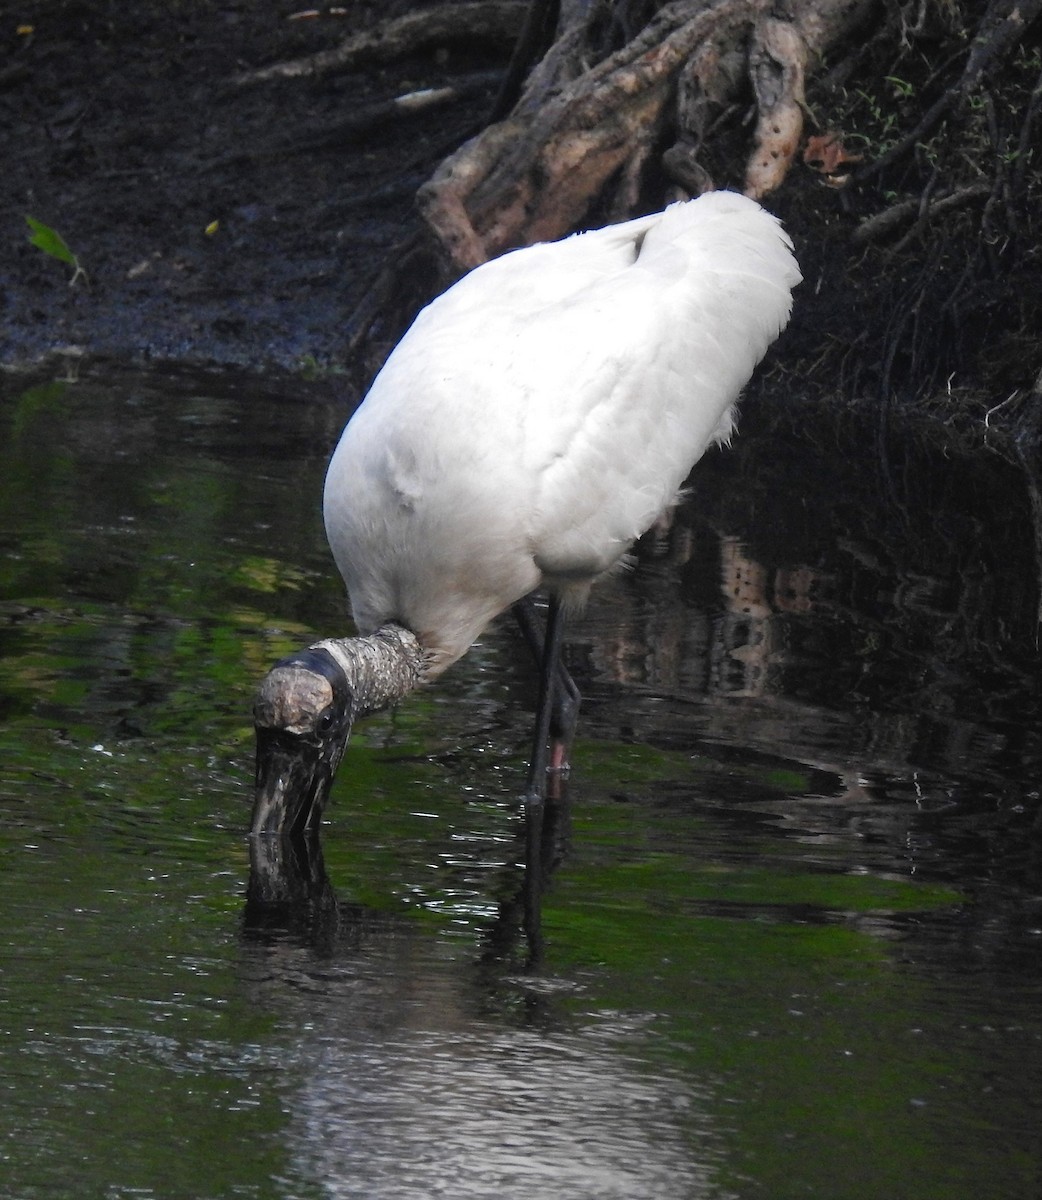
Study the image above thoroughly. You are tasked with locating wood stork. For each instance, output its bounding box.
[250,191,800,839]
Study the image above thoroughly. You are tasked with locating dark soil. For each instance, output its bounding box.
[2,0,501,371]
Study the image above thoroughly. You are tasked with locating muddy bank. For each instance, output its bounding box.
[4,0,1042,462]
[3,1,501,371]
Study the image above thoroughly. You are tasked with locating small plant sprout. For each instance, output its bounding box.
[25,216,88,287]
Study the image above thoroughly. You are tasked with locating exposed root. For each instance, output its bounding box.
[233,1,528,86]
[744,18,808,200]
[856,0,1042,184]
[311,0,1040,423]
[853,182,992,245]
[417,0,869,273]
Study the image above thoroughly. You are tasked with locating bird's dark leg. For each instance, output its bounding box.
[513,594,581,962]
[512,596,581,778]
[522,594,566,801]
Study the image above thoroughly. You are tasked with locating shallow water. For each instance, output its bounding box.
[1,368,1040,1199]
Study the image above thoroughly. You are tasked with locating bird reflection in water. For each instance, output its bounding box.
[243,784,571,968]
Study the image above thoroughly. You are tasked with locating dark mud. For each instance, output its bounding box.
[3,0,500,370]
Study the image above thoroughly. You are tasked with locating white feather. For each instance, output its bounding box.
[324,191,801,675]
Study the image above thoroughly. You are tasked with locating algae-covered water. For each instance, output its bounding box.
[1,369,1039,1198]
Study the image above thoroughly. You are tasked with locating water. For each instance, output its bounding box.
[1,367,1040,1199]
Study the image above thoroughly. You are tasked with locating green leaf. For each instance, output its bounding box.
[25,215,78,267]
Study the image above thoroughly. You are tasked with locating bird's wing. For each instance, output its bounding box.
[324,193,799,662]
[508,193,800,584]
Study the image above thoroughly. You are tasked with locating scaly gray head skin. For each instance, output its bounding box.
[250,625,428,838]
[250,647,354,838]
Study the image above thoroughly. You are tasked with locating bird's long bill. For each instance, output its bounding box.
[250,729,334,838]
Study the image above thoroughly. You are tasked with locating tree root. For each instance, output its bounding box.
[853,182,993,245]
[744,18,808,200]
[233,1,528,87]
[324,0,1040,416]
[418,0,871,273]
[855,0,1042,184]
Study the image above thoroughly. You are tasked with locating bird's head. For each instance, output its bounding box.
[250,647,354,838]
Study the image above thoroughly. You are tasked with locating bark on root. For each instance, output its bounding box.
[234,2,529,86]
[417,0,871,272]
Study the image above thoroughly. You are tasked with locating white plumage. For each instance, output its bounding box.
[251,191,800,837]
[324,191,800,675]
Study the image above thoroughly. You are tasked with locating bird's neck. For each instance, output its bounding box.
[311,624,428,720]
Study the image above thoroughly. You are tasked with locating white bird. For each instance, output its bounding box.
[251,191,800,838]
